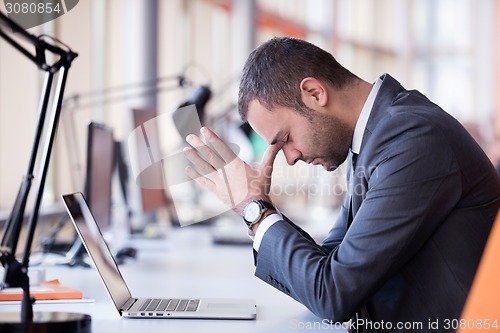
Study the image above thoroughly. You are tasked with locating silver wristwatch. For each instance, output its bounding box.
[242,200,274,228]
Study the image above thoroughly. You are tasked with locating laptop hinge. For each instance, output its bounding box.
[121,298,137,312]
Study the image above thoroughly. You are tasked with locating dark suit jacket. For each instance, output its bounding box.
[254,74,500,332]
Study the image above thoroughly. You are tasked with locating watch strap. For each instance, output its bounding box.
[257,200,274,210]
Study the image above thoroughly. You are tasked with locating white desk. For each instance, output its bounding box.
[0,226,347,332]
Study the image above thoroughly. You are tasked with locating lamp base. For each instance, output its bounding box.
[0,311,91,333]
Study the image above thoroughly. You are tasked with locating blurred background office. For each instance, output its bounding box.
[1,0,499,245]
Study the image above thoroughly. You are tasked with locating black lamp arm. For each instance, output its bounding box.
[0,12,77,71]
[0,10,78,323]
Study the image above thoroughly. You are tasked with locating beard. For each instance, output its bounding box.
[305,109,353,171]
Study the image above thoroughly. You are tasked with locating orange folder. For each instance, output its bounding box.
[458,211,500,332]
[0,279,82,301]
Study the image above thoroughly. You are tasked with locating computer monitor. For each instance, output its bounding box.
[63,122,115,265]
[84,122,115,231]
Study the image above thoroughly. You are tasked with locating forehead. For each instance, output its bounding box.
[246,99,287,144]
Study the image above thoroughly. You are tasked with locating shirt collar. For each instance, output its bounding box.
[351,76,383,154]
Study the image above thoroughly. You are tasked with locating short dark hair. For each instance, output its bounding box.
[238,37,358,121]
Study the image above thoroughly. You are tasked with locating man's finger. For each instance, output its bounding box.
[183,146,217,177]
[260,140,284,169]
[185,165,216,191]
[186,134,226,169]
[200,127,238,163]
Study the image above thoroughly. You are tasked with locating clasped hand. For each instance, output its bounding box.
[182,127,283,215]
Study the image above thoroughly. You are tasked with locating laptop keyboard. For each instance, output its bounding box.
[139,298,200,312]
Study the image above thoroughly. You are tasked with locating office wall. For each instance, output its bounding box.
[0,27,40,209]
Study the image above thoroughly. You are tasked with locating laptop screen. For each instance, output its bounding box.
[62,192,131,312]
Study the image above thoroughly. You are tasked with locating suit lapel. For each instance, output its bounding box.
[348,74,406,226]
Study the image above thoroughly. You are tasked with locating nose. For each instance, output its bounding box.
[282,144,301,166]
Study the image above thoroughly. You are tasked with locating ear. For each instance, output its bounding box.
[300,77,328,108]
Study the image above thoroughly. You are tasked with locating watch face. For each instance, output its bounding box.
[244,201,261,223]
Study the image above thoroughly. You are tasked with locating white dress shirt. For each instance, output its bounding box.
[253,76,384,252]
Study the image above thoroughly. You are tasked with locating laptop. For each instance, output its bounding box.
[61,192,257,320]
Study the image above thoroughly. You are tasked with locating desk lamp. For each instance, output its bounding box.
[0,11,90,332]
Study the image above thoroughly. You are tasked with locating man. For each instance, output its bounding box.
[183,37,500,332]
